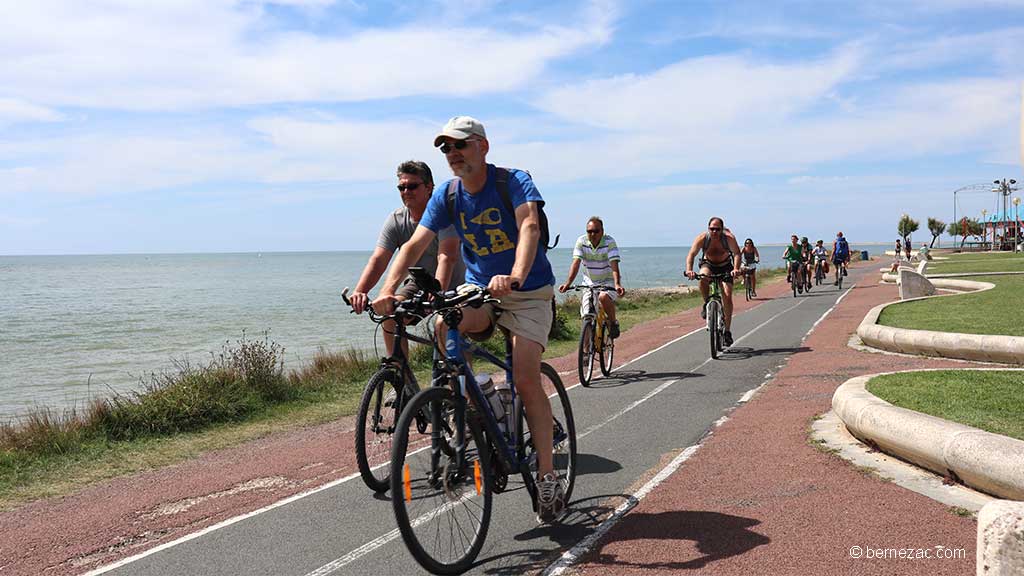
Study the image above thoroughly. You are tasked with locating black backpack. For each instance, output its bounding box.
[445,167,559,252]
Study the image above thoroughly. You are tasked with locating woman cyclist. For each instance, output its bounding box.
[811,240,828,283]
[740,238,760,297]
[799,237,813,292]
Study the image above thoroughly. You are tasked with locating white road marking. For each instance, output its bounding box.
[87,287,840,576]
[541,284,853,576]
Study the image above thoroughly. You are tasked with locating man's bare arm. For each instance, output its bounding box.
[510,202,541,284]
[436,236,460,290]
[685,233,704,273]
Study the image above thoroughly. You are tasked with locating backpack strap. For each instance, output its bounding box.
[494,167,517,220]
[445,178,460,228]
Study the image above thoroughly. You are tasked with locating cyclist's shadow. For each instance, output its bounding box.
[475,497,769,574]
[716,346,811,361]
[587,369,703,388]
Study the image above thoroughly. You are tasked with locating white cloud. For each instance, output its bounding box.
[0,98,62,127]
[536,46,863,131]
[0,0,613,111]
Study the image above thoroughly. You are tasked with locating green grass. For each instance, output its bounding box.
[867,371,1024,440]
[927,253,1024,274]
[2,286,738,510]
[879,275,1024,336]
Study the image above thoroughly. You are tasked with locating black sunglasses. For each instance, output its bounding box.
[438,140,473,154]
[708,227,722,232]
[397,182,423,192]
[587,229,602,235]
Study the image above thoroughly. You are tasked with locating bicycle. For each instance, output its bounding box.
[568,285,617,386]
[696,272,731,359]
[786,260,804,297]
[814,257,826,286]
[740,264,757,301]
[834,259,845,289]
[390,268,577,574]
[342,287,436,493]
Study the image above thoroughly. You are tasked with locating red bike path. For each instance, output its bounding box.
[564,267,982,575]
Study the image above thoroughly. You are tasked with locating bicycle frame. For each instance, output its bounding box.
[437,324,542,504]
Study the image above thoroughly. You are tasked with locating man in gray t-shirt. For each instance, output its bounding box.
[349,160,463,356]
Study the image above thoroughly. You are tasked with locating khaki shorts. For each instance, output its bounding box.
[580,287,618,317]
[467,285,554,351]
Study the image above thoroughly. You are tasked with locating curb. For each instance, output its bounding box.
[857,278,1024,364]
[832,371,1024,501]
[978,500,1024,576]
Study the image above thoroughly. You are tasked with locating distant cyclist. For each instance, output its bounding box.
[558,216,625,339]
[739,238,760,297]
[812,239,828,280]
[833,231,851,283]
[784,235,803,285]
[685,217,742,347]
[799,237,813,291]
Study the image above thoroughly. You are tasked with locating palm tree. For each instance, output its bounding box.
[897,214,919,251]
[927,217,946,248]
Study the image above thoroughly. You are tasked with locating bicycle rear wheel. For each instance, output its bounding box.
[837,266,844,289]
[745,275,753,301]
[578,320,595,387]
[599,322,615,376]
[708,300,720,359]
[391,387,492,575]
[356,367,407,493]
[516,363,577,508]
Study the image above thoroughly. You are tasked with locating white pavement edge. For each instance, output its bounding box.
[831,370,1024,501]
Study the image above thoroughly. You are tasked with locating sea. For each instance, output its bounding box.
[0,244,879,420]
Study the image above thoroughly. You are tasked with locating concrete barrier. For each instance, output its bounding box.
[833,372,1024,501]
[856,278,1024,364]
[978,500,1024,575]
[898,268,935,299]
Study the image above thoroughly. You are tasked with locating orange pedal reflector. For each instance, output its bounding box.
[473,461,482,495]
[403,463,412,502]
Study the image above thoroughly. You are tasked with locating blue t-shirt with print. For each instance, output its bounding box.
[420,164,555,291]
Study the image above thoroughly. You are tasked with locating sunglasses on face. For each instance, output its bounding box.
[708,227,722,232]
[587,229,602,235]
[438,139,474,154]
[397,182,423,192]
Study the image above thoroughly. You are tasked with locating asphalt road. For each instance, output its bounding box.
[97,276,858,576]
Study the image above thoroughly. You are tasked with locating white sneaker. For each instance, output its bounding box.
[535,473,565,524]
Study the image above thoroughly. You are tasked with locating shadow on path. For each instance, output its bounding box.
[590,370,703,388]
[717,346,811,361]
[584,509,770,571]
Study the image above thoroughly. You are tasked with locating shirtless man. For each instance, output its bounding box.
[684,217,742,346]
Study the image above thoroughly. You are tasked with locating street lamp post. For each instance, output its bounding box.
[982,209,988,250]
[1015,197,1021,252]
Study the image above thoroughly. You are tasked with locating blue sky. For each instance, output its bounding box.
[2,0,1022,254]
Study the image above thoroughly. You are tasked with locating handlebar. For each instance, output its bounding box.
[565,284,617,292]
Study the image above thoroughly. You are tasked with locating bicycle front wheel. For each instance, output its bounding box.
[708,301,720,359]
[516,363,578,507]
[391,387,492,575]
[578,320,595,387]
[356,367,408,492]
[599,322,614,376]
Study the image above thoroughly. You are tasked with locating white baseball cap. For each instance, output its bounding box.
[433,116,487,147]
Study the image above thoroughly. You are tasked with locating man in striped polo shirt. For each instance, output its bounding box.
[558,216,625,338]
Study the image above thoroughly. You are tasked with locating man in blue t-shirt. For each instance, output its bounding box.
[372,116,564,523]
